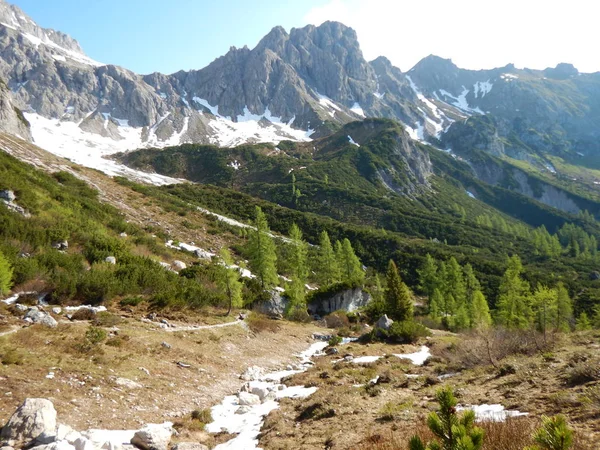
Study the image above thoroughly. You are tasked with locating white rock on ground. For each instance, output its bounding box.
[375,314,393,330]
[24,308,58,328]
[171,261,186,271]
[239,366,263,381]
[112,377,143,389]
[130,423,174,450]
[237,392,261,406]
[0,398,57,444]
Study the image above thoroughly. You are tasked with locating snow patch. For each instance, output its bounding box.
[350,102,365,118]
[438,88,483,114]
[347,135,360,147]
[473,80,493,98]
[456,404,528,422]
[393,346,431,365]
[500,73,519,81]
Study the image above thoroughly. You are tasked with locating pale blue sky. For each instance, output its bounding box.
[10,0,325,74]
[9,0,600,75]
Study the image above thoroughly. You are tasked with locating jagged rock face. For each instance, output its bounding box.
[0,77,30,139]
[410,56,600,158]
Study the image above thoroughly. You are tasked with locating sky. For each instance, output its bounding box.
[9,0,600,75]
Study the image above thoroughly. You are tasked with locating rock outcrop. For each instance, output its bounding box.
[307,287,371,315]
[0,398,57,444]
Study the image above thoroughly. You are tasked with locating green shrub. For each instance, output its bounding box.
[1,348,24,365]
[120,296,144,307]
[85,326,107,345]
[191,408,212,424]
[328,335,343,346]
[387,321,431,344]
[324,311,350,329]
[526,415,573,450]
[93,311,121,327]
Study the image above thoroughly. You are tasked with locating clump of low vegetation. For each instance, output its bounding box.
[246,311,279,333]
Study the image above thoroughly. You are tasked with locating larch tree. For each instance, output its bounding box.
[316,230,339,286]
[496,255,531,329]
[217,248,243,316]
[429,288,444,322]
[339,238,364,284]
[247,206,278,289]
[0,249,13,296]
[285,223,309,316]
[418,253,439,299]
[385,259,413,321]
[463,263,481,325]
[471,290,492,329]
[555,282,573,332]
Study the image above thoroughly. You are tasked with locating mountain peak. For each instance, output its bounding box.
[409,54,458,73]
[255,25,289,52]
[0,0,86,55]
[543,62,579,80]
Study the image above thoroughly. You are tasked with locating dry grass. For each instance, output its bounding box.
[246,312,280,333]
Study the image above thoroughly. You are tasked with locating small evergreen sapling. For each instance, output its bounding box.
[409,387,484,450]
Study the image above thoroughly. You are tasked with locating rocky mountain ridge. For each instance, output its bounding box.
[0,0,599,206]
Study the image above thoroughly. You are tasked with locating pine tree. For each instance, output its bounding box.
[575,312,592,331]
[496,255,531,328]
[471,290,492,329]
[339,238,364,284]
[315,230,339,286]
[418,254,439,299]
[385,259,413,321]
[526,415,573,450]
[247,206,278,289]
[0,250,13,296]
[409,387,484,450]
[445,257,466,306]
[555,283,573,332]
[217,248,243,316]
[286,224,309,316]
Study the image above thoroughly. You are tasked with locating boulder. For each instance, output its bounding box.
[0,190,16,202]
[104,256,116,265]
[590,271,600,281]
[29,442,76,450]
[171,261,186,271]
[239,366,263,381]
[50,241,68,251]
[193,249,212,260]
[51,308,62,315]
[307,287,372,315]
[253,290,289,318]
[375,314,394,331]
[171,443,209,450]
[250,385,270,402]
[130,423,174,450]
[24,308,58,328]
[0,398,57,444]
[234,406,252,415]
[237,392,260,406]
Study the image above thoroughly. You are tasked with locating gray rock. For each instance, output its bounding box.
[234,406,252,415]
[253,290,289,318]
[307,288,372,315]
[171,444,208,450]
[24,308,58,328]
[50,241,68,251]
[376,314,394,331]
[0,190,16,202]
[193,249,212,260]
[0,398,57,444]
[161,342,171,349]
[131,424,174,450]
[104,256,117,265]
[250,386,270,402]
[239,366,263,381]
[171,261,186,271]
[51,307,62,315]
[237,392,260,406]
[112,377,142,389]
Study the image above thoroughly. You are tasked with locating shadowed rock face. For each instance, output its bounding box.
[308,287,372,315]
[0,78,30,139]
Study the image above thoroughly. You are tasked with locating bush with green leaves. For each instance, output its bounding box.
[409,387,484,450]
[0,249,14,295]
[386,321,431,344]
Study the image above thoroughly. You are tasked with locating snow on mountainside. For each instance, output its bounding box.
[0,0,599,183]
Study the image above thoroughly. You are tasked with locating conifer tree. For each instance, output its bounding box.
[217,248,243,315]
[429,288,444,322]
[247,206,278,289]
[0,250,13,296]
[471,290,492,329]
[533,285,558,341]
[339,238,364,284]
[526,415,573,450]
[418,254,439,300]
[385,259,413,321]
[575,312,592,331]
[463,263,481,325]
[496,255,531,328]
[286,224,309,316]
[555,283,573,332]
[445,257,466,306]
[409,387,484,450]
[316,230,339,286]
